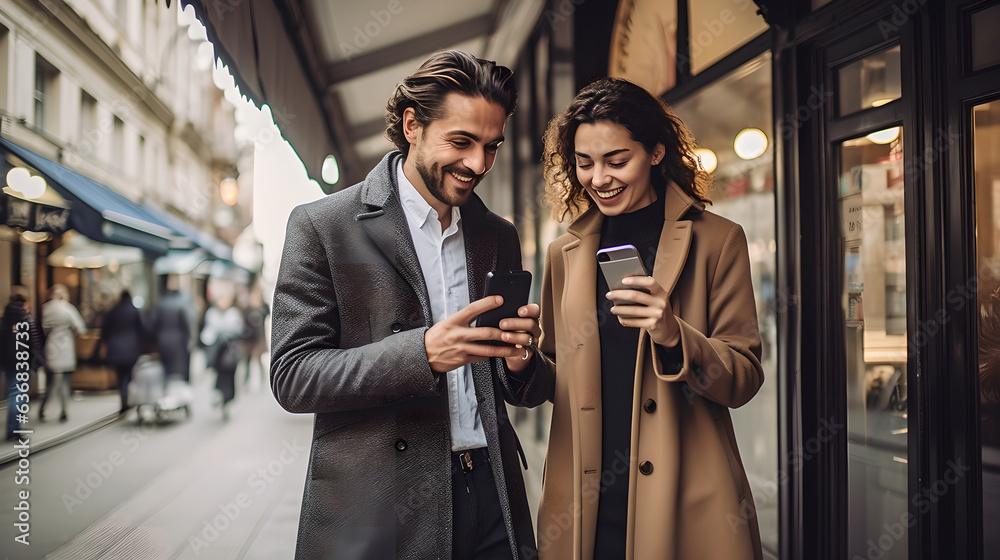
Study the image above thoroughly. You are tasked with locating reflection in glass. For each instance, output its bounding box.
[974,99,1000,558]
[841,129,908,560]
[838,46,901,117]
[673,52,778,555]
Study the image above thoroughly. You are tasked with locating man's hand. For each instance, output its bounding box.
[501,303,541,373]
[425,296,527,373]
[607,276,681,347]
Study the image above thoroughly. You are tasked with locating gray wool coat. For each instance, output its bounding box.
[270,152,540,560]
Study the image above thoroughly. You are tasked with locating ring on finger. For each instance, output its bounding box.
[527,335,533,347]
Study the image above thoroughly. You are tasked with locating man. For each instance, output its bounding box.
[270,51,547,559]
[2,286,45,440]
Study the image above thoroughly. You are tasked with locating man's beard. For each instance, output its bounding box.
[414,150,478,209]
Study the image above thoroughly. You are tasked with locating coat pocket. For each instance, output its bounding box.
[708,402,746,503]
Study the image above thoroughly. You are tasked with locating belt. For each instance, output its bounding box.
[453,447,489,472]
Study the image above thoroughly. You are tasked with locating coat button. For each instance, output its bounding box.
[395,439,407,452]
[643,398,656,413]
[639,461,654,475]
[391,322,402,333]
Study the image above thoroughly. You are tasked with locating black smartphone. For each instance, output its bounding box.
[597,244,650,306]
[475,270,532,346]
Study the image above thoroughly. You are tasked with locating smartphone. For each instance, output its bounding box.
[475,270,532,345]
[597,244,650,305]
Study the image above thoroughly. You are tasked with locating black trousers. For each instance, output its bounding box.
[451,447,513,560]
[115,364,132,412]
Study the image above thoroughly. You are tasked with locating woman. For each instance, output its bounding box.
[93,290,144,414]
[200,296,244,419]
[40,284,86,422]
[530,78,764,559]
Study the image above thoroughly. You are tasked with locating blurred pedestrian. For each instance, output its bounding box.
[2,286,45,440]
[92,290,144,415]
[201,297,243,419]
[241,284,268,392]
[150,275,193,382]
[40,284,86,422]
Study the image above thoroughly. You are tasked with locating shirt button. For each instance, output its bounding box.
[391,322,402,333]
[395,439,407,452]
[643,398,656,413]
[639,461,654,475]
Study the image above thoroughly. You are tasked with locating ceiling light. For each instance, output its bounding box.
[734,128,768,160]
[220,177,239,206]
[7,167,30,191]
[322,154,340,185]
[21,175,46,199]
[21,231,51,243]
[866,127,900,144]
[693,148,718,173]
[6,167,46,199]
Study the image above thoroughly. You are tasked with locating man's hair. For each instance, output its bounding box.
[385,50,517,155]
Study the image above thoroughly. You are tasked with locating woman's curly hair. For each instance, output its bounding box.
[542,77,712,222]
[385,50,516,155]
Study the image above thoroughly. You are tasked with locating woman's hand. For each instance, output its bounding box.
[501,303,542,373]
[607,276,681,347]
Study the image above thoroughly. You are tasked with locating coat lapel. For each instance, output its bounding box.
[355,152,432,326]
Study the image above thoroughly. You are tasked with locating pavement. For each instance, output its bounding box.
[0,350,309,560]
[1,388,122,466]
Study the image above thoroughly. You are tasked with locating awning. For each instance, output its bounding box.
[176,0,340,189]
[0,137,172,255]
[153,248,212,275]
[144,203,233,261]
[48,231,145,269]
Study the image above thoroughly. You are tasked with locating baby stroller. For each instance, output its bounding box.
[129,354,192,425]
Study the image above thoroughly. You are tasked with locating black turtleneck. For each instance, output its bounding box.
[593,197,665,558]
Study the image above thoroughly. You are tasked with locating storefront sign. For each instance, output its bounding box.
[1,193,71,234]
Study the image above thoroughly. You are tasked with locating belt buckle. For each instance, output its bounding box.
[459,451,473,472]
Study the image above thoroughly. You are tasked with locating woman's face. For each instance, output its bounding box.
[573,121,664,216]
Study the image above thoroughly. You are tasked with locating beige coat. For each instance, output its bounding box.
[527,183,765,560]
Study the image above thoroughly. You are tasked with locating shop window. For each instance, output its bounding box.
[112,116,124,171]
[837,46,901,117]
[973,98,1000,558]
[0,25,9,111]
[672,52,779,556]
[33,55,59,133]
[971,3,1000,72]
[78,91,97,147]
[607,0,767,95]
[687,0,768,75]
[839,128,908,560]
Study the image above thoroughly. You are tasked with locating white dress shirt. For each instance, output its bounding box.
[397,161,487,451]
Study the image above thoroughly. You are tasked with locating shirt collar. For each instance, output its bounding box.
[396,159,461,231]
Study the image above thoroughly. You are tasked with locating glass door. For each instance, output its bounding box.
[973,98,1000,559]
[839,126,909,560]
[825,34,910,559]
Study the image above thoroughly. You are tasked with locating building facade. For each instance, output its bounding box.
[0,0,243,332]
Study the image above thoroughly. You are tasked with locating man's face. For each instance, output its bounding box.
[402,93,507,212]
